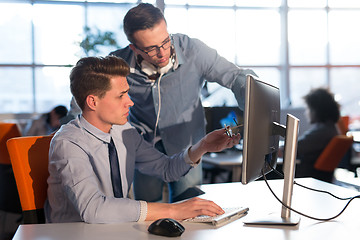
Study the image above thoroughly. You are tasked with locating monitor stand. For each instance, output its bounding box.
[243,213,300,226]
[244,114,301,226]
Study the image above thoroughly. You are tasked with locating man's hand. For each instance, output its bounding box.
[202,128,241,153]
[146,197,225,221]
[188,128,241,163]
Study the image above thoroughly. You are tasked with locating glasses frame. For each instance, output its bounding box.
[134,35,172,57]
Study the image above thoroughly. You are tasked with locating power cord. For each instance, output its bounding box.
[262,163,360,221]
[271,166,354,201]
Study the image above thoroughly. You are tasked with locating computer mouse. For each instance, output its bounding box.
[148,218,185,237]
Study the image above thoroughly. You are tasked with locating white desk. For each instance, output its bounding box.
[12,178,360,240]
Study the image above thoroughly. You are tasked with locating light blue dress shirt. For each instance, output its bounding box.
[44,116,193,223]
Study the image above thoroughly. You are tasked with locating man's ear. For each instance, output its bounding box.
[86,95,97,111]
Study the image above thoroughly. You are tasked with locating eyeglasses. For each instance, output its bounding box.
[135,36,172,57]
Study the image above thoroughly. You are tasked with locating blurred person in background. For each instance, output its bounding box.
[24,105,68,136]
[280,88,340,182]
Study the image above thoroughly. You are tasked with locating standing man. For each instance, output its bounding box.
[45,56,240,223]
[64,3,256,203]
[110,3,256,203]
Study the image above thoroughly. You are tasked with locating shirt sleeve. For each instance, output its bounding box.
[137,200,148,222]
[190,37,257,111]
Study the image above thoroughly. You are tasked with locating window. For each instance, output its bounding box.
[1,0,360,119]
[0,1,134,114]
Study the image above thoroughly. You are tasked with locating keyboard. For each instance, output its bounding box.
[184,207,249,227]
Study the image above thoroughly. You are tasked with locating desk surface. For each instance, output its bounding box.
[13,178,360,240]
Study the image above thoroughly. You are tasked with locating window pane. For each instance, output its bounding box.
[87,0,138,2]
[165,7,189,34]
[35,67,72,113]
[33,4,84,65]
[166,0,281,6]
[202,84,237,107]
[288,0,326,8]
[87,5,133,57]
[288,10,327,65]
[235,0,281,7]
[329,10,360,65]
[236,10,280,65]
[252,67,280,88]
[165,0,188,4]
[328,0,360,8]
[165,0,235,6]
[330,68,360,117]
[289,68,327,107]
[0,67,33,113]
[0,3,32,64]
[139,0,156,4]
[187,8,236,62]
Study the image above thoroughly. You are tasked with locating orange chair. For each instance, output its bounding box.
[0,123,22,165]
[0,123,22,214]
[6,135,53,224]
[336,116,350,135]
[314,135,353,182]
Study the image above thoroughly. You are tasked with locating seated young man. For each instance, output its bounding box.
[44,56,240,223]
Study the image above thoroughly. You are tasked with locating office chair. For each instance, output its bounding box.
[0,123,22,214]
[314,135,353,182]
[6,135,53,224]
[336,116,350,135]
[0,123,22,165]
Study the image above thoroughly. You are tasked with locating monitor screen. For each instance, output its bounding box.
[241,75,280,184]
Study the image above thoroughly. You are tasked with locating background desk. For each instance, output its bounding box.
[202,151,287,182]
[13,178,360,240]
[202,151,243,182]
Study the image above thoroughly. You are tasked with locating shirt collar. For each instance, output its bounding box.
[78,115,112,144]
[171,35,184,66]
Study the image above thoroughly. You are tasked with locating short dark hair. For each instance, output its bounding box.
[70,56,130,110]
[53,105,68,118]
[304,88,340,123]
[46,105,68,124]
[123,3,166,44]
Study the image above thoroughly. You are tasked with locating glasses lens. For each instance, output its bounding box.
[146,48,157,57]
[146,38,171,57]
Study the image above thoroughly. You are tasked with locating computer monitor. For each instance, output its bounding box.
[241,75,300,225]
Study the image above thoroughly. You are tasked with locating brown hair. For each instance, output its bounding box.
[123,3,166,44]
[70,56,130,110]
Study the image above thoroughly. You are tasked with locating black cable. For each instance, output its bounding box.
[261,163,360,221]
[271,165,355,201]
